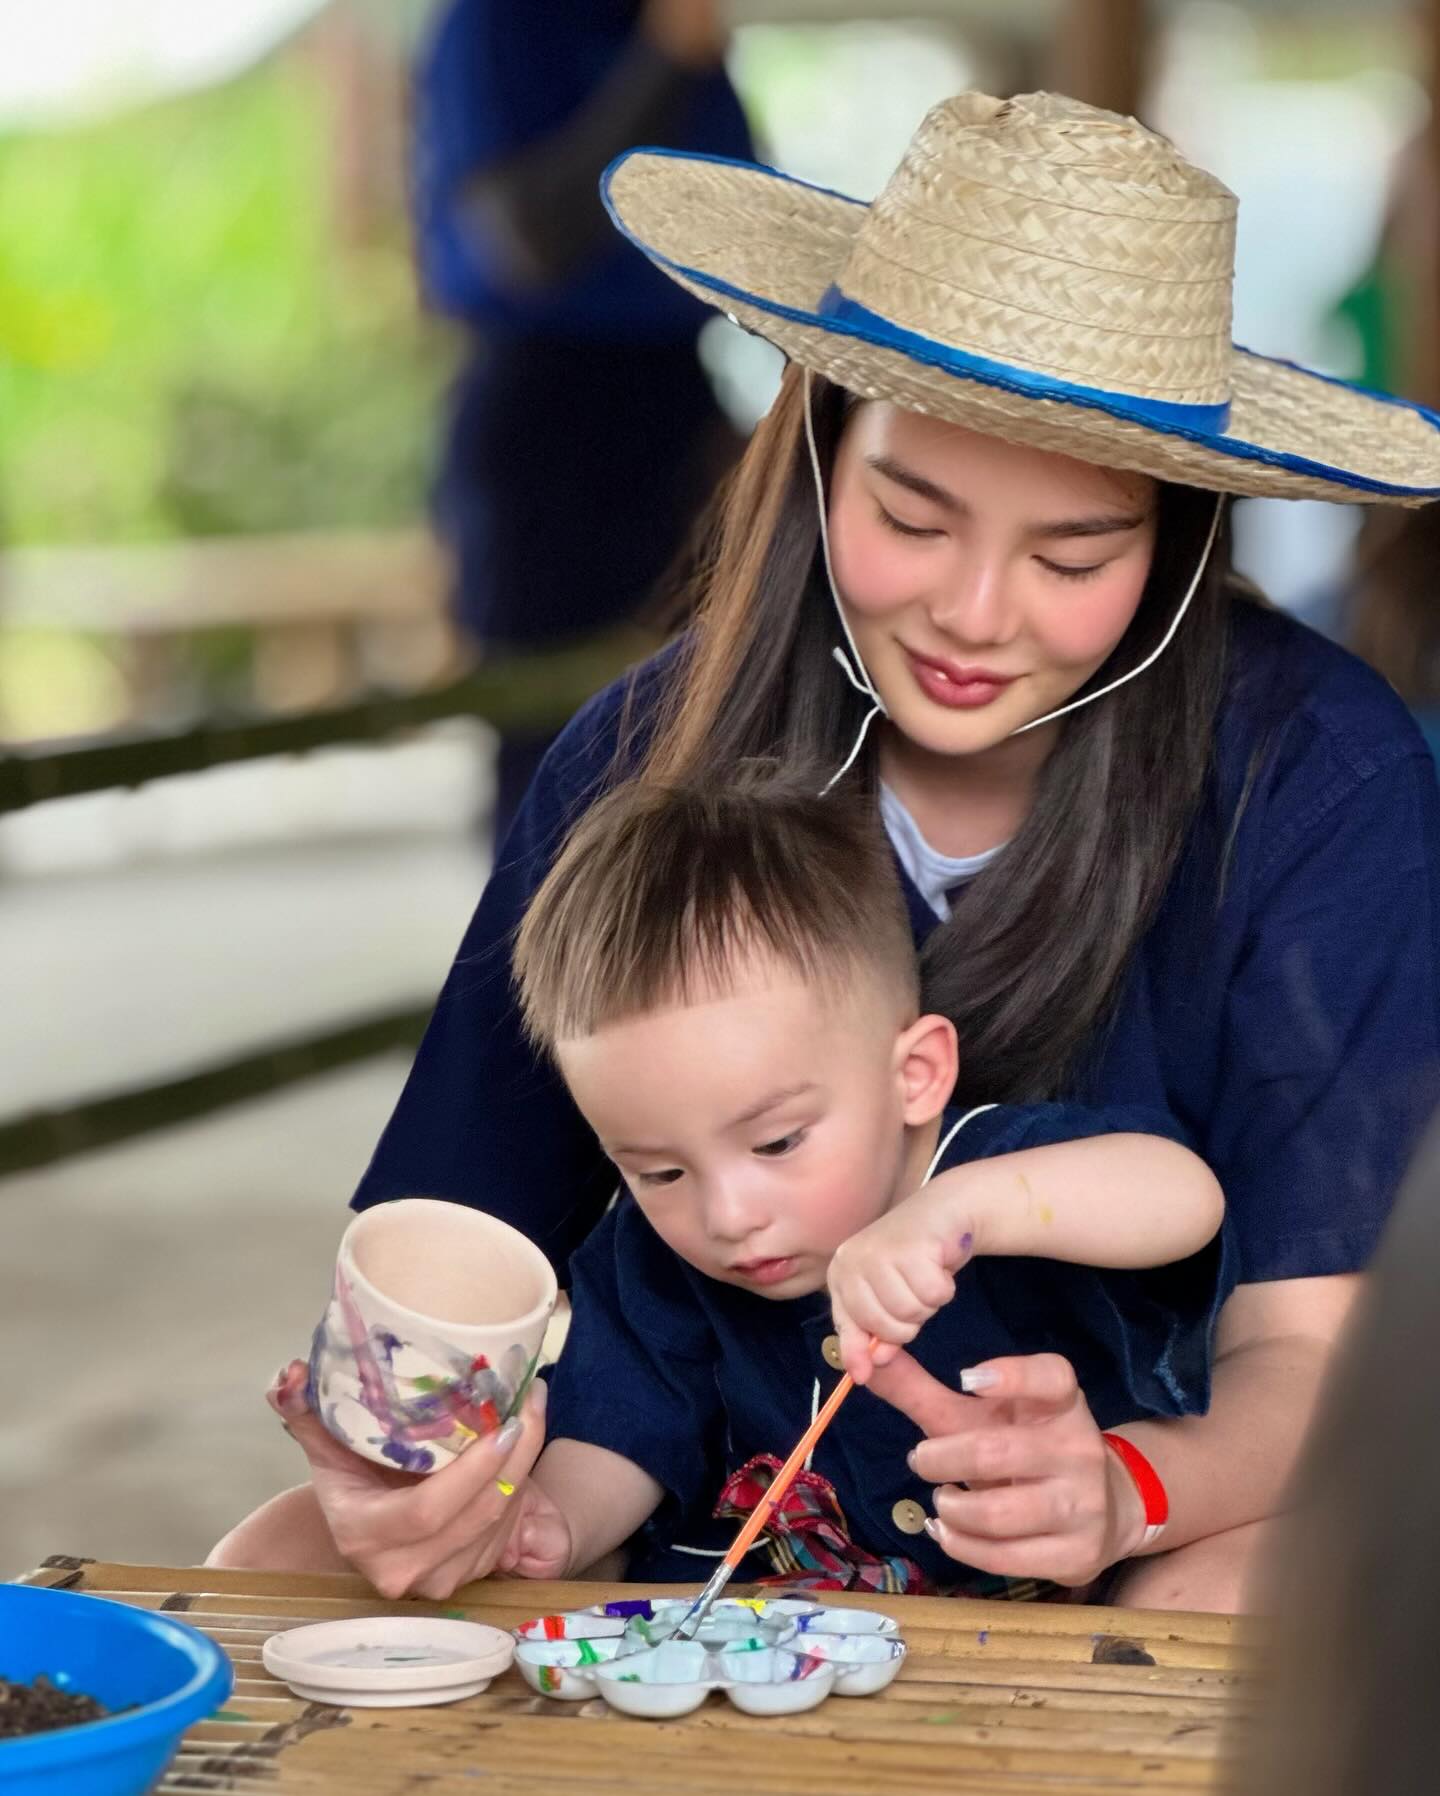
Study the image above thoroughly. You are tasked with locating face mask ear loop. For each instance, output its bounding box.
[805,368,889,794]
[1008,492,1225,739]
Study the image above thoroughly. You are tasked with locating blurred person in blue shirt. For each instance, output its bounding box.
[412,0,755,841]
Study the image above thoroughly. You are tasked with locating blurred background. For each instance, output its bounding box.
[4,0,1438,1578]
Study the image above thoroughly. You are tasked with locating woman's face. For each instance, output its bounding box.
[827,402,1160,756]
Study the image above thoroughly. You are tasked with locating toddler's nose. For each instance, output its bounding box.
[701,1175,772,1245]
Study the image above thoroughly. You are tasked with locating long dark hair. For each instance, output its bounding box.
[640,364,1236,1103]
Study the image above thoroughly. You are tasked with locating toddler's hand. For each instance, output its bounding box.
[828,1190,974,1382]
[496,1479,573,1580]
[267,1360,548,1600]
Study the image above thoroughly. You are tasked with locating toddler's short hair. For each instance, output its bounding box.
[514,760,918,1050]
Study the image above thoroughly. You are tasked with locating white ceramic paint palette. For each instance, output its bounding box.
[262,1616,515,1708]
[511,1601,906,1717]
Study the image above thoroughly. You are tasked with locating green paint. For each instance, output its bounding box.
[923,1712,961,1725]
[443,1609,467,1619]
[411,1375,443,1393]
[618,1674,642,1684]
[576,1639,600,1666]
[501,1344,546,1423]
[215,1709,252,1723]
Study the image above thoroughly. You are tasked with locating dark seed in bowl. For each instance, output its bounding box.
[0,1674,117,1738]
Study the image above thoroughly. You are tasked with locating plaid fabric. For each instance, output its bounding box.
[714,1454,928,1595]
[713,1453,1060,1604]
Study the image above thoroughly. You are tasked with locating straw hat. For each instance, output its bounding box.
[603,90,1440,506]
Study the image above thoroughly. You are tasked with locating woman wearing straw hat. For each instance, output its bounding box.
[231,94,1440,1612]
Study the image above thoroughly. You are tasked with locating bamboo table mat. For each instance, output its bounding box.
[16,1557,1254,1794]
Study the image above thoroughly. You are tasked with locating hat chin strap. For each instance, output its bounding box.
[803,370,889,794]
[801,369,1225,788]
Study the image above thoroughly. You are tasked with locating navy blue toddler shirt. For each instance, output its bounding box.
[546,1101,1233,1595]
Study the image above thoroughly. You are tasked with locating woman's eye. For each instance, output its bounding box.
[637,1168,684,1188]
[875,502,941,540]
[1037,557,1106,582]
[754,1130,807,1159]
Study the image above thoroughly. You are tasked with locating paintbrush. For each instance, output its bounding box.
[670,1335,877,1644]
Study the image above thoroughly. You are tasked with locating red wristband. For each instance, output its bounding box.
[1101,1432,1169,1549]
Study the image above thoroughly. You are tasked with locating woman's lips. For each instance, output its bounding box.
[730,1256,797,1286]
[904,647,1016,711]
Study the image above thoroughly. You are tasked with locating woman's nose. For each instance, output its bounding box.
[931,556,1018,645]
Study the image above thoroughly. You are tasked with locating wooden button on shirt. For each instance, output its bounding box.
[891,1499,928,1535]
[821,1335,844,1371]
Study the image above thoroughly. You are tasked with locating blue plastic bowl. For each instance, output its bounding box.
[0,1583,234,1795]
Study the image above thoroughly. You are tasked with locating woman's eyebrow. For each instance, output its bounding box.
[866,452,963,512]
[1027,512,1151,541]
[865,453,1149,538]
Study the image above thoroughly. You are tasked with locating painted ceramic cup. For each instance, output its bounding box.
[308,1198,557,1474]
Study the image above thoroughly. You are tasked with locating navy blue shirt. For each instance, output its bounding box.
[412,0,752,339]
[355,600,1440,1293]
[547,1102,1232,1592]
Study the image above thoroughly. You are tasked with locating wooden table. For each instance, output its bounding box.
[16,1558,1253,1794]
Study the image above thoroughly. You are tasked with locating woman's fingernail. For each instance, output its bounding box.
[495,1419,524,1454]
[923,1517,943,1540]
[906,1448,920,1474]
[960,1367,998,1393]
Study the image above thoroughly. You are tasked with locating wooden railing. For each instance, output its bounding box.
[1,530,653,1172]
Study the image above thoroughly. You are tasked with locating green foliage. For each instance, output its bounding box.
[0,53,450,545]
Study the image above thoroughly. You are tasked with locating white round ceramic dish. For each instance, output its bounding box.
[792,1606,901,1637]
[512,1611,627,1644]
[592,1642,714,1719]
[626,1597,809,1649]
[262,1617,514,1709]
[796,1633,908,1695]
[514,1636,625,1701]
[515,1601,904,1717]
[721,1648,837,1716]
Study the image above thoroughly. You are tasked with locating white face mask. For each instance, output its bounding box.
[801,369,1225,794]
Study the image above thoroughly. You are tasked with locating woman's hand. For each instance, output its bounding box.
[828,1188,973,1383]
[868,1350,1146,1587]
[268,1361,551,1600]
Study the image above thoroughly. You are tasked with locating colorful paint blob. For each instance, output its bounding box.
[308,1268,542,1472]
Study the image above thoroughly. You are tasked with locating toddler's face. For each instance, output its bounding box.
[555,949,947,1299]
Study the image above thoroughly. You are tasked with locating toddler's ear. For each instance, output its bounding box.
[895,1012,958,1125]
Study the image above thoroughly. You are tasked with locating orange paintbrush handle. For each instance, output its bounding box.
[721,1334,877,1571]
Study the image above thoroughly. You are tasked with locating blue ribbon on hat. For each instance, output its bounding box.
[815,285,1232,436]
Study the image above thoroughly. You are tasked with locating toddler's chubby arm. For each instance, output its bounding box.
[501,1440,663,1579]
[829,1132,1225,1382]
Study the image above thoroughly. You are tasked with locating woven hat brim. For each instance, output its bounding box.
[604,148,1440,507]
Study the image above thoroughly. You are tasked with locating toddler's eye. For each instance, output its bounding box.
[637,1168,684,1188]
[754,1130,807,1158]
